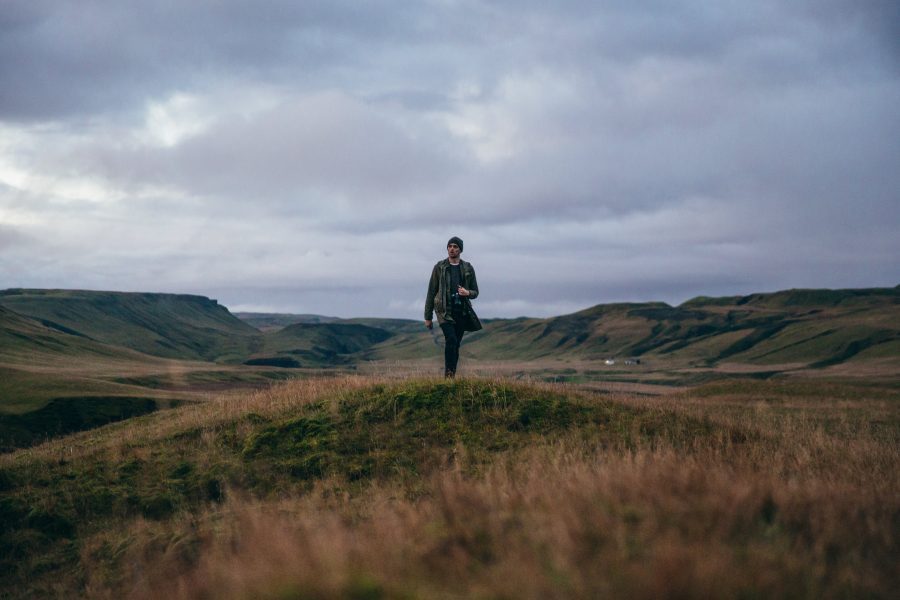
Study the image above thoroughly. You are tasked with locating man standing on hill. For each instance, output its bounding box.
[425,236,482,377]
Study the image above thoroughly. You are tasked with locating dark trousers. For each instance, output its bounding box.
[440,318,466,377]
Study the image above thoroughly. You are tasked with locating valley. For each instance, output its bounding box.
[1,286,898,450]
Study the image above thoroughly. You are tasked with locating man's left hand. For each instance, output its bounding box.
[457,286,470,297]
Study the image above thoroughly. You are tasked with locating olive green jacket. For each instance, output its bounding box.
[424,258,482,330]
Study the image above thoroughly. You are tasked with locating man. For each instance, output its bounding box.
[424,236,482,377]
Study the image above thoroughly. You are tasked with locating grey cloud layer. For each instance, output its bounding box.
[1,0,426,120]
[6,1,896,120]
[0,0,897,317]
[77,93,463,204]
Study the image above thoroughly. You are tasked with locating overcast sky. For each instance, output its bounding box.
[1,1,898,319]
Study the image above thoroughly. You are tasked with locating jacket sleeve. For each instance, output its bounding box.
[424,263,440,320]
[466,264,479,300]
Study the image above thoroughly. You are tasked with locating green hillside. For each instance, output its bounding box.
[246,322,395,367]
[0,304,127,363]
[233,288,900,372]
[233,312,340,331]
[0,289,260,362]
[2,285,897,450]
[371,287,900,369]
[9,286,896,373]
[339,317,421,334]
[235,312,419,334]
[0,300,295,449]
[0,304,186,411]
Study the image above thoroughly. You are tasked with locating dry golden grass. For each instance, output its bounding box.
[101,449,896,598]
[38,375,894,600]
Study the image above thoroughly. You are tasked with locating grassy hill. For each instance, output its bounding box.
[0,303,131,364]
[0,303,184,413]
[245,322,395,367]
[232,312,423,367]
[0,292,420,367]
[369,286,900,370]
[236,312,419,335]
[233,312,340,332]
[7,286,896,372]
[0,289,261,362]
[2,286,897,450]
[0,305,184,449]
[0,376,896,598]
[0,300,292,450]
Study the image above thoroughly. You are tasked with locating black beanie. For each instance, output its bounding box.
[447,236,464,252]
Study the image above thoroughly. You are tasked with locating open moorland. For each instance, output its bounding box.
[0,286,897,597]
[2,286,897,450]
[1,375,897,598]
[5,287,899,374]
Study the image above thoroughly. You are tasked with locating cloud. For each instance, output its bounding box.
[0,1,427,120]
[0,222,34,253]
[0,0,897,317]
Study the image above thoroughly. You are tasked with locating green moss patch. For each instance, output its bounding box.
[243,379,731,480]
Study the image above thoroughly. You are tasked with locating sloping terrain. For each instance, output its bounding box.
[9,286,894,372]
[2,286,897,450]
[0,377,737,596]
[0,377,896,599]
[235,312,419,335]
[0,302,288,449]
[0,304,138,364]
[369,286,900,369]
[233,312,340,332]
[0,289,261,362]
[0,304,182,413]
[245,322,395,367]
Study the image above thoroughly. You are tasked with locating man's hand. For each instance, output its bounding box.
[457,286,470,297]
[425,320,433,329]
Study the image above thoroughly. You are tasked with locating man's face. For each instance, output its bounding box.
[447,243,460,259]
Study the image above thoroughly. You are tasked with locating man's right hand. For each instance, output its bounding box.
[425,320,433,329]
